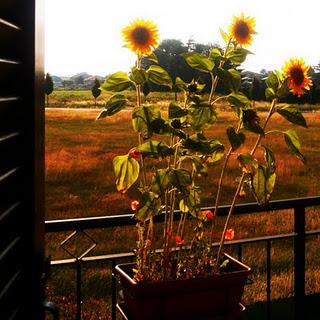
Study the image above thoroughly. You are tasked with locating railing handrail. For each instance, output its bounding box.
[45,195,320,320]
[45,196,320,232]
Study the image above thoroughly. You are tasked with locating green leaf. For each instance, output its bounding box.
[113,155,140,193]
[227,93,250,113]
[168,102,187,119]
[179,189,201,218]
[242,109,264,135]
[265,88,276,101]
[150,118,173,135]
[175,77,189,91]
[277,79,290,98]
[237,153,258,174]
[251,165,268,206]
[96,94,127,119]
[190,156,208,176]
[151,169,171,194]
[130,67,147,85]
[181,52,214,73]
[261,145,276,174]
[100,71,132,92]
[135,192,161,222]
[267,172,276,197]
[182,134,224,155]
[147,65,172,88]
[220,28,230,44]
[209,48,222,60]
[188,102,217,131]
[137,140,173,158]
[284,130,305,162]
[277,105,307,128]
[227,48,252,65]
[209,147,225,164]
[132,105,161,139]
[217,68,241,92]
[142,82,150,96]
[266,72,279,91]
[227,127,245,150]
[169,169,192,193]
[143,52,158,64]
[228,69,241,92]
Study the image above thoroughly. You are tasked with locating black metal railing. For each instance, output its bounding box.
[45,196,320,320]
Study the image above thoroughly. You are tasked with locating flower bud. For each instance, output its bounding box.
[131,200,139,211]
[128,148,141,159]
[225,228,235,240]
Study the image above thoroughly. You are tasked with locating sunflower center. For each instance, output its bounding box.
[131,27,150,45]
[290,67,304,86]
[235,21,249,39]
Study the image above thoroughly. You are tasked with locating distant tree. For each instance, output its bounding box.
[250,76,262,101]
[44,73,54,107]
[91,78,101,106]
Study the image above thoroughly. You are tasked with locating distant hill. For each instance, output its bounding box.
[51,72,105,88]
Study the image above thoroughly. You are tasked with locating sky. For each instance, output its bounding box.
[45,0,319,77]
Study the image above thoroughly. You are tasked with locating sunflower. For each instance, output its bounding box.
[282,58,312,96]
[122,19,159,55]
[229,13,256,47]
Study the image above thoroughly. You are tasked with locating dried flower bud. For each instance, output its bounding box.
[128,148,141,159]
[131,200,139,211]
[175,235,185,246]
[166,229,173,237]
[238,188,246,198]
[225,228,235,240]
[204,210,214,220]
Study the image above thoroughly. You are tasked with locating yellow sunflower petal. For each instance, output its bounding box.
[229,13,256,47]
[122,19,159,55]
[282,58,312,96]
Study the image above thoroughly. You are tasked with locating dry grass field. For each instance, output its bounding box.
[45,93,320,319]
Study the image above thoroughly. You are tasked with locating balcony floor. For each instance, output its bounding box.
[241,294,320,320]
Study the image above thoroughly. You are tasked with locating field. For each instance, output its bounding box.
[45,91,320,319]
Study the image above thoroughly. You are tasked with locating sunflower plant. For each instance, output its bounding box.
[97,15,311,282]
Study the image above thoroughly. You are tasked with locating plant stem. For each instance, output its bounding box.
[135,55,147,187]
[209,121,242,246]
[208,38,232,105]
[215,98,278,270]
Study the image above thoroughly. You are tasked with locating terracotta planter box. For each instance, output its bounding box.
[115,253,251,320]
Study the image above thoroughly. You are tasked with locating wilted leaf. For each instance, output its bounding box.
[237,153,258,174]
[227,127,245,150]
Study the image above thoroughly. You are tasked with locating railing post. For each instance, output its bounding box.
[266,240,271,320]
[76,260,82,320]
[112,260,117,320]
[294,206,305,320]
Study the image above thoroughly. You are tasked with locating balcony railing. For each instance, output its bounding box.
[45,196,320,320]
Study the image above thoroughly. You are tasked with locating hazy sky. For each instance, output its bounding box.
[45,0,319,76]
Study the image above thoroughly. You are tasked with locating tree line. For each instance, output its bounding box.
[142,39,320,104]
[45,38,320,106]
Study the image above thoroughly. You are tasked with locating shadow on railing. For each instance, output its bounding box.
[45,196,320,320]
